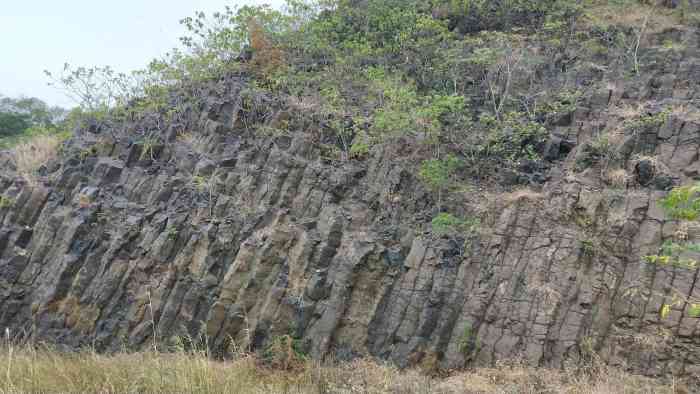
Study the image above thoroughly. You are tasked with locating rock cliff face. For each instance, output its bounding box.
[2,27,700,380]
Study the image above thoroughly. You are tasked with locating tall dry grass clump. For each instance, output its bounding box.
[0,340,687,394]
[9,134,63,182]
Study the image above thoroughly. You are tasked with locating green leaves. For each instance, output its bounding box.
[45,64,133,112]
[470,111,547,165]
[660,183,700,221]
[431,212,480,236]
[648,185,700,320]
[658,302,700,319]
[689,304,700,318]
[643,240,700,270]
[0,95,68,148]
[418,154,463,210]
[0,196,13,209]
[349,131,371,159]
[625,109,671,132]
[435,0,580,34]
[0,111,31,138]
[367,67,466,141]
[418,155,461,192]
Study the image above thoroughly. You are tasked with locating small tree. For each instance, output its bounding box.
[418,154,461,210]
[248,18,286,81]
[44,64,134,113]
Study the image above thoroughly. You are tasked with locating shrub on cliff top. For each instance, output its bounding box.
[42,0,694,184]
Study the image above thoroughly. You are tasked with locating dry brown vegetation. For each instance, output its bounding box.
[671,104,700,123]
[502,188,546,206]
[248,18,285,80]
[9,134,63,183]
[583,1,683,33]
[0,343,685,394]
[604,168,630,188]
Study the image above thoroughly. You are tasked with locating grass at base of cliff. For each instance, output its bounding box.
[0,344,686,394]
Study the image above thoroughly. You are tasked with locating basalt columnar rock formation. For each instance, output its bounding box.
[2,2,700,384]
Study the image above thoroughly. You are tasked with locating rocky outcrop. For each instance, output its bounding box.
[2,30,700,383]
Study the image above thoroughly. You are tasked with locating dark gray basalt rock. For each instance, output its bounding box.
[2,32,700,382]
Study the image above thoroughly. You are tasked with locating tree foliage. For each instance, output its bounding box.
[42,0,693,191]
[0,111,30,138]
[0,95,66,146]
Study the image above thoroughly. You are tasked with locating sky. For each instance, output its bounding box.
[0,0,285,108]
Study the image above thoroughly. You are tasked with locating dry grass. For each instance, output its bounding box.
[177,131,211,156]
[9,134,63,183]
[611,102,647,120]
[0,343,684,394]
[604,168,630,188]
[584,1,682,34]
[286,94,323,113]
[503,188,546,206]
[670,104,700,123]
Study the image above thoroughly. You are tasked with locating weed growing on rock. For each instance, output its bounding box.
[644,241,700,269]
[458,324,479,358]
[625,108,671,132]
[166,225,179,241]
[580,239,597,256]
[431,213,480,237]
[0,196,13,209]
[575,133,616,172]
[78,147,97,163]
[138,133,161,161]
[660,183,700,221]
[644,184,700,320]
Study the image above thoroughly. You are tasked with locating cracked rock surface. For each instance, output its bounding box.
[2,29,700,381]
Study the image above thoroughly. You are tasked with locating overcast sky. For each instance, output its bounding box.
[0,0,285,108]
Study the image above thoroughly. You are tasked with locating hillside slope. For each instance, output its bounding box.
[2,0,700,382]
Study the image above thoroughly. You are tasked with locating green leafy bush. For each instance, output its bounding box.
[435,0,581,34]
[625,109,671,132]
[464,112,547,170]
[419,155,461,193]
[38,0,628,185]
[580,239,597,256]
[431,212,480,236]
[660,183,700,220]
[537,89,582,124]
[574,133,617,172]
[0,111,30,138]
[0,196,13,209]
[349,130,371,159]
